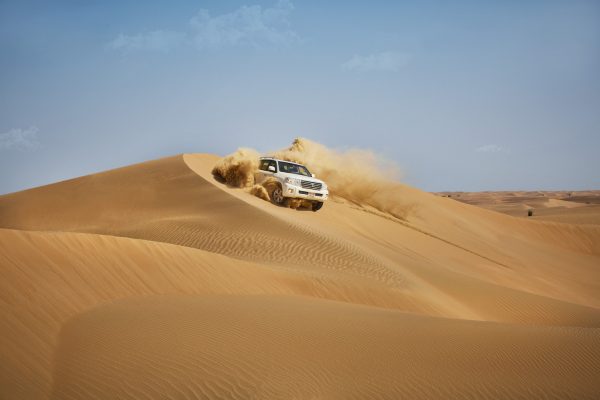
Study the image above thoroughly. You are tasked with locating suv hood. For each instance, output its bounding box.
[279,171,326,186]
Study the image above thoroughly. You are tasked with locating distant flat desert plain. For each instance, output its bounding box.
[1,144,599,399]
[435,190,600,225]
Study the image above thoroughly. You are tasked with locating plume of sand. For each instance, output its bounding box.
[212,138,414,219]
[211,148,260,188]
[249,185,270,201]
[270,138,414,219]
[212,151,277,204]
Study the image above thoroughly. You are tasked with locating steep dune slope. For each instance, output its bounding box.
[1,152,600,399]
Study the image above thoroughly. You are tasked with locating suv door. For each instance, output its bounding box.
[256,159,277,184]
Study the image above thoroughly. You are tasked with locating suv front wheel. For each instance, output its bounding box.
[271,185,286,205]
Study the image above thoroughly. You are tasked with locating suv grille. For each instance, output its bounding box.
[301,180,322,190]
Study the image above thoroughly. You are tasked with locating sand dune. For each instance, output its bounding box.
[53,295,600,400]
[1,150,600,399]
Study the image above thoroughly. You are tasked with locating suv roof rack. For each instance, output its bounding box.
[260,157,303,165]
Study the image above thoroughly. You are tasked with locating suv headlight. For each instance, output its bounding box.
[284,177,301,186]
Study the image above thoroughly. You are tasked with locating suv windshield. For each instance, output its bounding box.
[278,161,311,177]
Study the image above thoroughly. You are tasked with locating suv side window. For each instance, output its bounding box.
[259,160,270,171]
[268,160,277,172]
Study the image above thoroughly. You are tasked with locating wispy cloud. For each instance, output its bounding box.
[0,127,40,151]
[342,52,410,72]
[108,0,297,52]
[190,0,296,48]
[108,30,186,52]
[475,144,503,153]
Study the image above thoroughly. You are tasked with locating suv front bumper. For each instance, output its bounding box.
[282,183,328,202]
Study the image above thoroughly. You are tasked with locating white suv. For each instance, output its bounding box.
[255,157,329,211]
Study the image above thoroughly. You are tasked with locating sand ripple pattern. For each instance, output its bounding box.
[1,153,600,400]
[52,295,600,400]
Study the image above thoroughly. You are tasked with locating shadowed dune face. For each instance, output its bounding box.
[1,150,600,399]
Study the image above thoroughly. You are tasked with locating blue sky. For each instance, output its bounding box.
[1,0,599,194]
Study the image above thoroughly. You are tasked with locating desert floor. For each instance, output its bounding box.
[1,154,599,399]
[436,190,600,225]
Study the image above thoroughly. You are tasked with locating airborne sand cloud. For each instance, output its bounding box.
[212,137,414,219]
